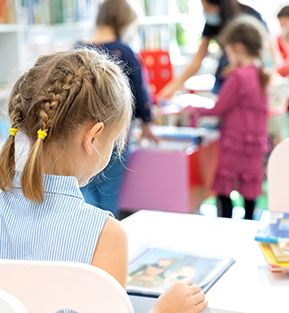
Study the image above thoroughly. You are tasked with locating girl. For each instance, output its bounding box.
[0,49,207,313]
[76,0,158,217]
[182,18,270,219]
[159,0,267,98]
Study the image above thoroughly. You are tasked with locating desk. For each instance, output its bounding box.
[122,210,289,313]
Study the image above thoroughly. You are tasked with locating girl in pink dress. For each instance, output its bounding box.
[187,18,270,219]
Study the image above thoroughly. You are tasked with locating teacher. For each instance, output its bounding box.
[159,0,266,98]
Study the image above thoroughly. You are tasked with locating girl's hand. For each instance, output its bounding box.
[148,280,208,313]
[220,64,236,79]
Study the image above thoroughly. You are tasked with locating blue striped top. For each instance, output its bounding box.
[0,171,110,264]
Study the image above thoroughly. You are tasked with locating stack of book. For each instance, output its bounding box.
[255,211,289,273]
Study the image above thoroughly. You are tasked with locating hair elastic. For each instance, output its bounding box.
[37,129,47,140]
[9,128,18,136]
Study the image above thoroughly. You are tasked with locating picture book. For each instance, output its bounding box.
[258,242,289,273]
[127,247,235,298]
[254,211,289,243]
[269,242,289,262]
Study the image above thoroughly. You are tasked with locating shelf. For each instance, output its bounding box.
[23,21,94,33]
[138,14,188,26]
[0,21,93,33]
[0,24,22,33]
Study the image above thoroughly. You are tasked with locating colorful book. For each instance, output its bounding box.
[254,211,289,243]
[127,247,235,297]
[259,242,289,272]
[269,242,289,262]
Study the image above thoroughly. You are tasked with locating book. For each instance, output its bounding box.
[258,242,289,273]
[269,242,289,262]
[151,126,209,144]
[127,247,235,298]
[255,211,289,243]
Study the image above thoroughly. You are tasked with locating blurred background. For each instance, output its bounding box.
[1,0,289,220]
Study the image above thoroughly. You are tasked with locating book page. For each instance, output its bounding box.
[127,247,233,295]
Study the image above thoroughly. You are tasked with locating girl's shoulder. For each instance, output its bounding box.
[233,65,258,77]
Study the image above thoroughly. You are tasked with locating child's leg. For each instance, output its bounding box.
[217,195,233,218]
[244,199,255,220]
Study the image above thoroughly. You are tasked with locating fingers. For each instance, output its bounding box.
[189,284,202,295]
[181,278,194,286]
[193,292,206,305]
[196,300,208,312]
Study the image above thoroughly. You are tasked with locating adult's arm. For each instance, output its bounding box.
[158,36,210,99]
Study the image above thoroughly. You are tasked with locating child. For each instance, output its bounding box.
[76,0,158,217]
[0,49,207,313]
[183,18,270,219]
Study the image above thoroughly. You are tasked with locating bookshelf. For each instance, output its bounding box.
[0,0,96,97]
[138,13,188,26]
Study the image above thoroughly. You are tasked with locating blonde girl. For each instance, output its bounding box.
[0,49,207,313]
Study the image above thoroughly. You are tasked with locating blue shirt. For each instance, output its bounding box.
[0,171,110,264]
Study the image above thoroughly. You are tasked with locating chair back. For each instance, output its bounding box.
[268,138,289,212]
[0,260,134,313]
[0,290,28,313]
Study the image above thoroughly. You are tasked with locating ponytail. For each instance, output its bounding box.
[21,137,45,202]
[0,135,17,191]
[0,79,24,192]
[258,65,271,90]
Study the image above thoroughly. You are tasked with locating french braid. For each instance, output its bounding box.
[0,48,133,202]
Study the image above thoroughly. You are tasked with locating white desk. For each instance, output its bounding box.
[121,210,289,313]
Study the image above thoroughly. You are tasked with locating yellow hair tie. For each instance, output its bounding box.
[9,128,18,136]
[37,129,47,140]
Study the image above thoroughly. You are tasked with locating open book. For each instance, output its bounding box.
[125,227,235,298]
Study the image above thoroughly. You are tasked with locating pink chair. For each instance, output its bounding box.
[268,138,289,212]
[0,260,134,313]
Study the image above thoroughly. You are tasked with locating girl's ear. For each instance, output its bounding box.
[83,122,104,156]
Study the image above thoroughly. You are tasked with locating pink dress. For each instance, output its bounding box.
[196,65,269,200]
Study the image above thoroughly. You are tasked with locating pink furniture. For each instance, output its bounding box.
[118,140,218,213]
[0,290,28,313]
[268,138,289,212]
[0,260,134,313]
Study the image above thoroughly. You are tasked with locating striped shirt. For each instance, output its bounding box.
[0,171,110,264]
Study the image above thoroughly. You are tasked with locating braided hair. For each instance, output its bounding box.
[0,49,133,202]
